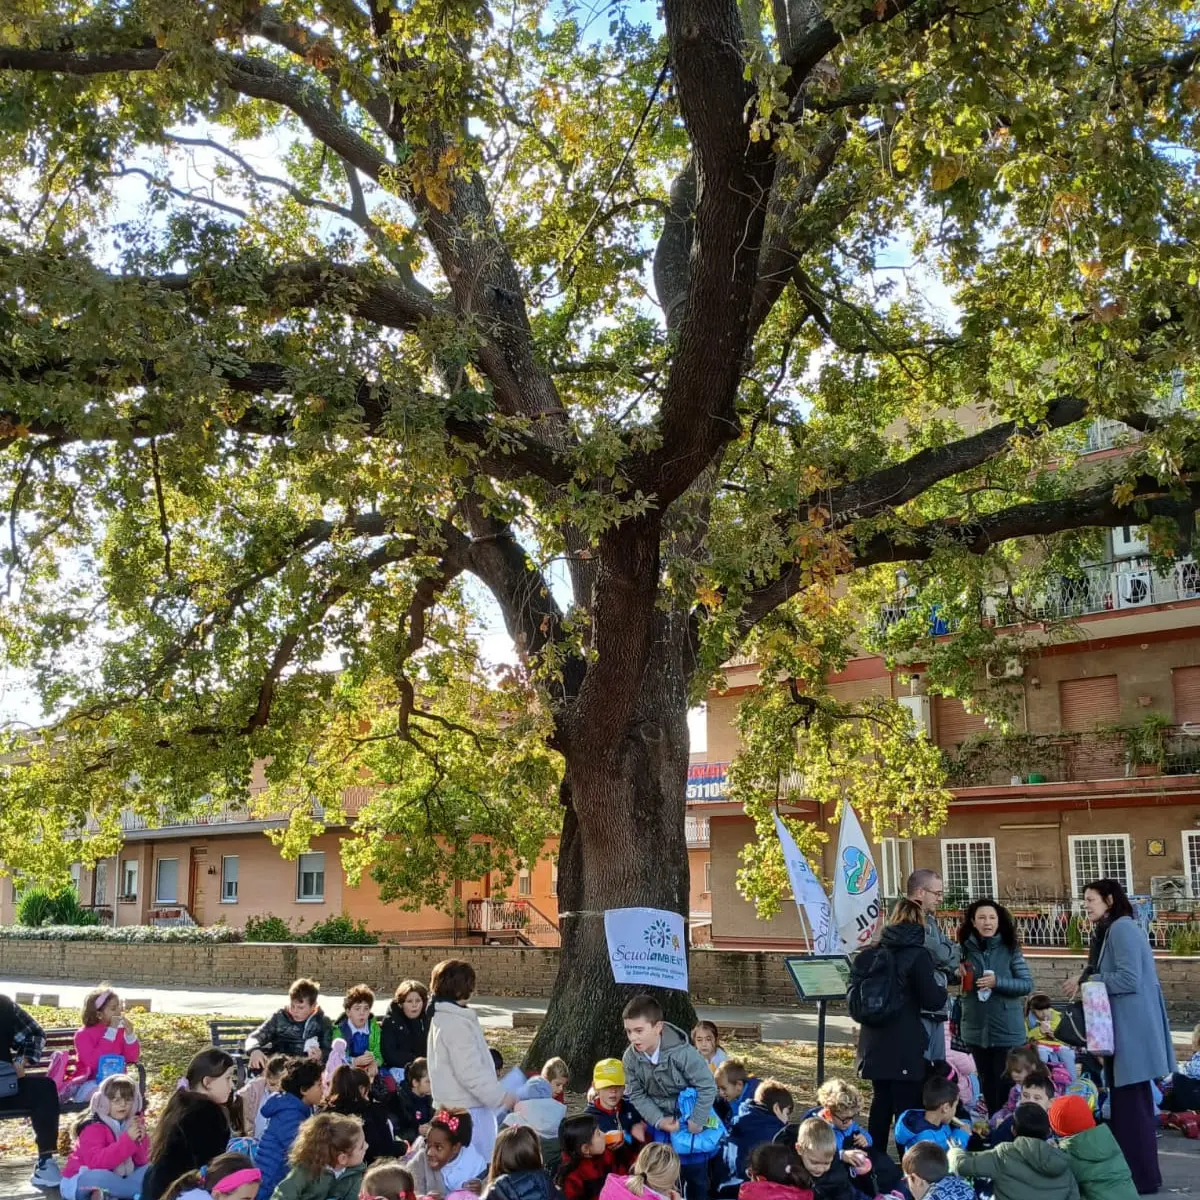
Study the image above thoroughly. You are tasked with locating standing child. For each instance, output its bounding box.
[237,1052,290,1138]
[1047,1095,1136,1200]
[142,1048,237,1200]
[690,1024,727,1074]
[404,1109,488,1196]
[622,995,717,1200]
[899,1144,973,1200]
[586,1059,646,1159]
[326,1065,409,1163]
[247,978,335,1070]
[259,1057,327,1198]
[60,1073,149,1200]
[895,1078,971,1156]
[556,1115,623,1200]
[361,1162,417,1200]
[381,982,430,1082]
[948,1104,1080,1200]
[738,1143,813,1200]
[159,1152,262,1200]
[485,1125,559,1200]
[64,987,141,1103]
[272,1112,368,1200]
[598,1143,681,1200]
[392,1057,436,1144]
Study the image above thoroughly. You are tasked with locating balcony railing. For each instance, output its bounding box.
[926,897,1200,952]
[1005,558,1200,623]
[686,816,710,847]
[944,726,1200,788]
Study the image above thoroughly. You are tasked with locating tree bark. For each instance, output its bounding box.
[527,610,698,1085]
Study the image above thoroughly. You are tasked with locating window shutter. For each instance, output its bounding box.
[934,696,989,749]
[1172,666,1200,725]
[1059,675,1121,732]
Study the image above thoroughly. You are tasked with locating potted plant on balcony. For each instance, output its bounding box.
[1122,712,1172,776]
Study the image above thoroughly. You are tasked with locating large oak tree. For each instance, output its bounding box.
[2,0,1199,1074]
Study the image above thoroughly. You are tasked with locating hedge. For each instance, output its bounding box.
[0,923,244,943]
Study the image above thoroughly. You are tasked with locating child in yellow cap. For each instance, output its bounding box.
[586,1058,648,1167]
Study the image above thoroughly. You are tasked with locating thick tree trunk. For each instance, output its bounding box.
[527,613,697,1086]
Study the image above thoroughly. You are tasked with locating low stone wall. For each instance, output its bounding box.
[2,938,1197,1022]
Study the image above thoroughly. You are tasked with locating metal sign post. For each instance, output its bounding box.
[784,954,852,1087]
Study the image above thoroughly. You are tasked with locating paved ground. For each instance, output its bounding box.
[1,979,1195,1196]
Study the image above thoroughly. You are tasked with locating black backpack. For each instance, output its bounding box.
[847,945,907,1027]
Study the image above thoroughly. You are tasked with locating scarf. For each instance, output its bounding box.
[1085,913,1112,975]
[97,1113,136,1177]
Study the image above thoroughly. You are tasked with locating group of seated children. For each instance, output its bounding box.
[41,979,1163,1200]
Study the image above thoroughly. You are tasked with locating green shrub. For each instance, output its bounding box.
[16,886,99,928]
[0,923,242,942]
[1168,924,1200,956]
[303,915,378,945]
[1066,915,1085,951]
[244,914,294,942]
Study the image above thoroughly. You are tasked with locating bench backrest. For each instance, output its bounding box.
[208,1019,259,1049]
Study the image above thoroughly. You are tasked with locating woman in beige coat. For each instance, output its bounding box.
[426,959,516,1158]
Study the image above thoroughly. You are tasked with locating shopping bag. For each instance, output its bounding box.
[1080,979,1114,1055]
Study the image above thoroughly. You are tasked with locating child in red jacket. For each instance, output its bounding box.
[61,1073,150,1200]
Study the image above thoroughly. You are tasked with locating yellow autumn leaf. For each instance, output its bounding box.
[1112,481,1135,505]
[1079,259,1106,281]
[931,158,959,191]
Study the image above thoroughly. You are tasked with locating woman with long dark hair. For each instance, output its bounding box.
[956,899,1033,1114]
[1065,878,1175,1194]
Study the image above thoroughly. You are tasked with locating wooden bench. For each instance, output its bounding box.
[511,1011,544,1030]
[0,1028,148,1123]
[14,992,59,1008]
[208,1018,260,1085]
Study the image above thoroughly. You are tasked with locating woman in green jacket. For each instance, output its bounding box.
[957,899,1034,1114]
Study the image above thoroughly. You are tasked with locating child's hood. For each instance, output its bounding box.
[926,1177,975,1200]
[656,1022,690,1053]
[1063,1123,1121,1163]
[895,1108,936,1139]
[1009,1136,1073,1177]
[262,1091,311,1119]
[737,1179,814,1200]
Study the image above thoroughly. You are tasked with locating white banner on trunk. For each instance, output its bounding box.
[774,813,841,953]
[604,907,689,990]
[832,802,883,950]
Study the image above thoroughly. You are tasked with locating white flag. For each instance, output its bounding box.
[832,802,884,950]
[774,813,841,953]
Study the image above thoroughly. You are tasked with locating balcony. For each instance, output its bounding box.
[943,726,1200,789]
[686,815,710,847]
[1005,558,1200,623]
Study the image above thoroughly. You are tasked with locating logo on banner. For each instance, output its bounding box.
[644,918,679,951]
[841,847,878,896]
[605,907,689,990]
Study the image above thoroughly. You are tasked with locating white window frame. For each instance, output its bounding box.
[154,857,179,905]
[220,855,239,903]
[1182,831,1200,899]
[548,857,557,897]
[296,852,325,902]
[879,837,914,899]
[517,865,532,896]
[120,860,138,901]
[69,863,82,894]
[940,837,998,902]
[703,860,712,895]
[1068,834,1133,899]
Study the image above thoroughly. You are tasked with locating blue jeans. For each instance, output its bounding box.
[680,1159,710,1200]
[61,1165,147,1200]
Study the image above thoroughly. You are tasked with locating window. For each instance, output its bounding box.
[1068,834,1132,898]
[155,858,179,904]
[703,860,712,894]
[1185,832,1200,899]
[220,856,239,903]
[94,861,108,907]
[941,838,997,902]
[518,865,532,896]
[297,852,325,901]
[548,857,558,897]
[120,860,138,900]
[879,838,914,899]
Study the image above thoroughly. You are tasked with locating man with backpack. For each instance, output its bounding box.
[851,899,948,1151]
[907,869,961,1063]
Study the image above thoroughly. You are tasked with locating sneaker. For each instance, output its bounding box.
[31,1158,62,1188]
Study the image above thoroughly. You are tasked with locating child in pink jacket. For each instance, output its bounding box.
[67,986,141,1102]
[61,1073,150,1200]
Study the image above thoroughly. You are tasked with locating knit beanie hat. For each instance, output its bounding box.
[1049,1094,1095,1137]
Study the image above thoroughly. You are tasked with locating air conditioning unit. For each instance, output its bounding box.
[897,694,931,738]
[986,658,1024,680]
[1113,568,1153,608]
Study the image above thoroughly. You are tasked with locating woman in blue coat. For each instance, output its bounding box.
[1066,878,1175,1195]
[957,899,1033,1115]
